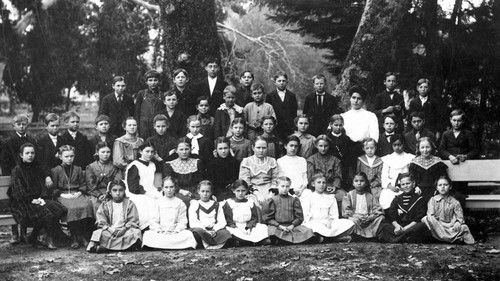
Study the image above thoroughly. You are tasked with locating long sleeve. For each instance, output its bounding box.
[76,168,87,193]
[213,203,227,231]
[213,110,224,138]
[438,133,452,159]
[149,204,161,231]
[8,167,35,203]
[175,202,189,232]
[464,131,479,159]
[113,141,128,170]
[387,197,399,222]
[262,198,279,226]
[85,165,102,198]
[222,202,236,228]
[95,203,111,229]
[332,158,342,189]
[301,196,311,223]
[381,158,391,188]
[342,193,354,218]
[306,158,315,182]
[367,194,384,220]
[452,200,465,224]
[50,167,62,198]
[238,160,252,188]
[426,197,437,218]
[125,200,140,229]
[246,204,258,230]
[126,165,146,194]
[329,197,340,220]
[99,97,109,116]
[369,114,379,142]
[134,91,144,121]
[291,197,304,226]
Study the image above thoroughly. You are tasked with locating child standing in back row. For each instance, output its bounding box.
[266,71,298,139]
[135,70,163,139]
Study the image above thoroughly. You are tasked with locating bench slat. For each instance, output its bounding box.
[0,176,11,201]
[466,195,500,209]
[445,160,500,182]
[0,214,16,226]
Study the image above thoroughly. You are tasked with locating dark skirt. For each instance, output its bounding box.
[11,200,67,228]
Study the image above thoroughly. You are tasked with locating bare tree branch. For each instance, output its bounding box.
[126,0,160,12]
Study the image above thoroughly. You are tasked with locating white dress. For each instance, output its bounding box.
[223,198,269,243]
[379,152,415,209]
[301,192,355,237]
[277,155,308,192]
[125,160,161,229]
[142,196,197,249]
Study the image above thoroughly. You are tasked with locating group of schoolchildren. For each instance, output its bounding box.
[1,58,477,253]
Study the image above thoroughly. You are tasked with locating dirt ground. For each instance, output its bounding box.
[0,225,499,281]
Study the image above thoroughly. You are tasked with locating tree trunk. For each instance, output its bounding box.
[333,0,412,110]
[160,0,221,82]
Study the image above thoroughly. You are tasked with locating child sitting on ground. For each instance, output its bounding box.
[87,180,142,253]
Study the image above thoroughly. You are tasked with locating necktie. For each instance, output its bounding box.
[317,95,322,107]
[118,95,122,103]
[415,131,420,140]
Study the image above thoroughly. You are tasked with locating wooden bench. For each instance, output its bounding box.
[444,159,500,209]
[0,176,16,226]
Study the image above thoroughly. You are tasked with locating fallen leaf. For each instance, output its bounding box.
[105,268,120,275]
[239,260,246,264]
[486,249,500,254]
[291,256,300,261]
[279,262,291,268]
[215,262,230,267]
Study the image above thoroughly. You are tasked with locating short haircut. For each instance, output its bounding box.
[144,70,160,79]
[12,114,29,124]
[396,172,414,184]
[240,70,254,79]
[385,72,397,79]
[312,74,327,83]
[273,71,288,80]
[348,85,367,100]
[58,145,75,156]
[196,95,209,105]
[223,85,237,96]
[19,142,35,154]
[417,78,431,88]
[203,56,219,66]
[362,137,377,148]
[389,134,406,145]
[164,90,177,98]
[197,180,213,191]
[250,83,265,92]
[260,115,277,126]
[382,114,397,123]
[94,114,110,125]
[112,76,125,84]
[186,115,201,126]
[44,113,59,125]
[450,109,465,119]
[294,114,310,125]
[63,111,80,123]
[329,114,344,124]
[153,114,169,126]
[311,172,326,183]
[173,68,189,78]
[410,111,425,120]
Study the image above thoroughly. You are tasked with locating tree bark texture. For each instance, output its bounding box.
[334,0,412,110]
[160,0,221,81]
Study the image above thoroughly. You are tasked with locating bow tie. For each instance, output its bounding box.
[386,133,394,136]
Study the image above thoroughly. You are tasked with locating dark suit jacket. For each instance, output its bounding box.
[266,89,298,138]
[0,134,38,176]
[376,133,402,157]
[89,134,117,153]
[98,93,134,136]
[302,93,339,137]
[438,129,479,160]
[404,128,435,154]
[194,77,228,116]
[37,134,63,172]
[408,97,442,133]
[373,90,405,133]
[173,86,198,116]
[60,131,92,169]
[213,108,244,139]
[157,109,187,139]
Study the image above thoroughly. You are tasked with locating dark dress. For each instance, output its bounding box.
[213,107,244,139]
[162,158,204,198]
[207,156,240,201]
[8,162,67,228]
[146,133,177,162]
[266,89,298,139]
[408,156,448,203]
[98,93,134,137]
[85,161,122,214]
[60,131,93,170]
[235,84,253,107]
[135,88,164,139]
[1,133,38,176]
[327,132,354,188]
[379,192,430,243]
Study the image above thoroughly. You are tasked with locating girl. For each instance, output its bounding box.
[306,135,342,202]
[342,172,385,239]
[239,136,278,204]
[9,143,66,249]
[356,138,383,197]
[158,91,187,139]
[172,68,196,116]
[379,135,415,209]
[189,181,232,249]
[142,177,197,250]
[378,173,430,243]
[162,138,204,205]
[86,142,122,215]
[301,173,355,242]
[409,137,448,203]
[229,117,253,162]
[222,180,270,245]
[293,114,316,159]
[262,177,314,244]
[422,176,475,244]
[277,135,308,196]
[341,86,379,160]
[87,180,142,253]
[125,141,161,230]
[189,96,214,142]
[185,115,213,164]
[51,145,94,249]
[207,137,240,201]
[326,114,353,190]
[113,117,144,170]
[260,116,283,159]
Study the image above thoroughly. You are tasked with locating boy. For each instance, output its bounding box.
[37,113,63,173]
[266,71,298,139]
[408,78,442,139]
[157,91,187,139]
[189,96,214,142]
[146,114,176,163]
[194,57,228,116]
[303,75,339,136]
[60,111,92,169]
[377,115,402,157]
[235,70,254,107]
[243,83,276,141]
[373,72,405,133]
[98,76,134,137]
[1,114,37,176]
[135,70,164,139]
[89,115,117,152]
[213,85,244,138]
[439,109,478,163]
[404,111,435,154]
